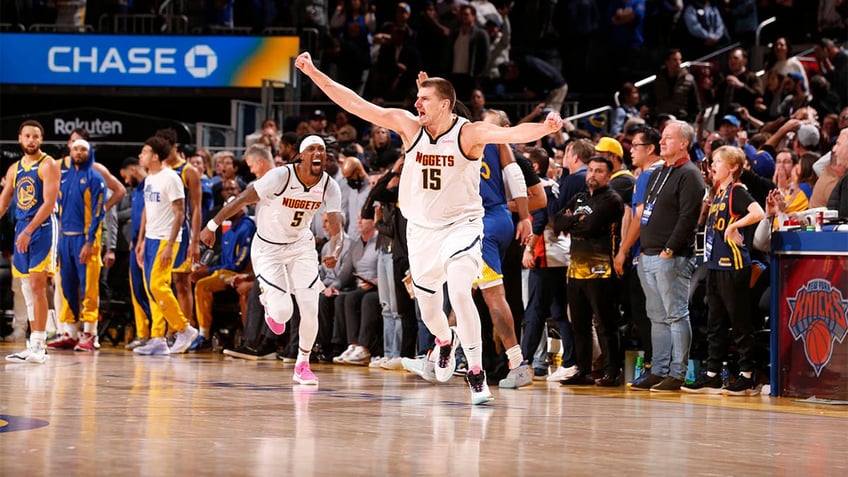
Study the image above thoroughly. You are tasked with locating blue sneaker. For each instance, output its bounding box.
[189,335,212,352]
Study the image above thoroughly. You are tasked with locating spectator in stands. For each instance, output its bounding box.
[496,56,569,116]
[773,149,809,214]
[521,146,577,382]
[653,48,701,122]
[810,75,844,120]
[681,0,727,59]
[414,0,451,77]
[612,82,641,137]
[469,88,489,122]
[368,183,403,370]
[827,128,848,217]
[211,151,246,207]
[364,125,392,171]
[555,155,624,387]
[814,38,848,109]
[483,14,510,80]
[818,0,848,41]
[206,0,235,28]
[279,131,299,164]
[608,0,646,80]
[716,47,763,118]
[721,0,758,48]
[631,120,705,392]
[797,152,820,201]
[777,72,813,118]
[190,179,255,351]
[369,20,422,101]
[764,37,808,97]
[448,4,490,100]
[681,145,764,395]
[756,70,787,121]
[331,213,382,366]
[811,128,848,209]
[368,152,419,359]
[717,114,741,144]
[328,0,375,93]
[246,119,281,149]
[339,154,370,240]
[307,109,329,136]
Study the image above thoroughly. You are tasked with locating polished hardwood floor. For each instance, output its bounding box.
[2,342,847,476]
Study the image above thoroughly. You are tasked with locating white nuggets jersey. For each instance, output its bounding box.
[399,116,484,228]
[252,164,342,243]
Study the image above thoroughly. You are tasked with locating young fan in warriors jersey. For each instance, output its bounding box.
[295,51,563,404]
[200,135,344,386]
[682,146,764,396]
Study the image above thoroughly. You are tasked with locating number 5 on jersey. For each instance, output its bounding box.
[291,210,305,226]
[421,168,441,190]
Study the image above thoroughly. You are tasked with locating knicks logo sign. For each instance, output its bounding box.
[16,177,37,211]
[787,279,848,376]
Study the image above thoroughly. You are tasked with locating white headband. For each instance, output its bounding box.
[299,135,325,153]
[71,139,90,151]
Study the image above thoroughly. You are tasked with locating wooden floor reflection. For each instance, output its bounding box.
[2,343,847,476]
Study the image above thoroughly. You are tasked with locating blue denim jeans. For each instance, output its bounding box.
[378,250,401,358]
[638,254,695,380]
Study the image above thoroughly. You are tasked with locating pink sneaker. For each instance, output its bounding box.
[48,333,78,350]
[293,361,318,385]
[265,314,286,335]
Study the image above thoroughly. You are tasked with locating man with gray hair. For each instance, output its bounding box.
[631,120,706,392]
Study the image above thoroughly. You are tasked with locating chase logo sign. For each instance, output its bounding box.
[787,279,848,376]
[0,33,298,88]
[184,44,217,78]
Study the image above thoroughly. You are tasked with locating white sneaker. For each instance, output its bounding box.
[369,356,388,368]
[466,367,494,405]
[125,338,149,350]
[134,337,171,355]
[381,357,404,370]
[5,346,32,362]
[169,325,199,354]
[547,365,579,382]
[344,345,371,365]
[26,343,49,364]
[333,344,356,364]
[401,356,425,376]
[434,330,459,383]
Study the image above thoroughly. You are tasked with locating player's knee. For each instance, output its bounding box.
[265,291,294,323]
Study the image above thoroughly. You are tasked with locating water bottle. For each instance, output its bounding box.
[720,361,731,387]
[634,356,645,381]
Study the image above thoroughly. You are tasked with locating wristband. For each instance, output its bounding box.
[22,230,31,237]
[206,220,219,232]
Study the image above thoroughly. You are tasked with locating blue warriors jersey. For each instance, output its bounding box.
[58,156,106,243]
[13,153,52,223]
[705,183,755,271]
[480,143,508,210]
[131,177,146,242]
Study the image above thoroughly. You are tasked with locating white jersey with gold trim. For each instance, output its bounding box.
[399,116,484,228]
[252,164,341,244]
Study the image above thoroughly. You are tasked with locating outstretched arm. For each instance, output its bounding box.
[199,185,260,247]
[295,52,420,144]
[462,113,563,158]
